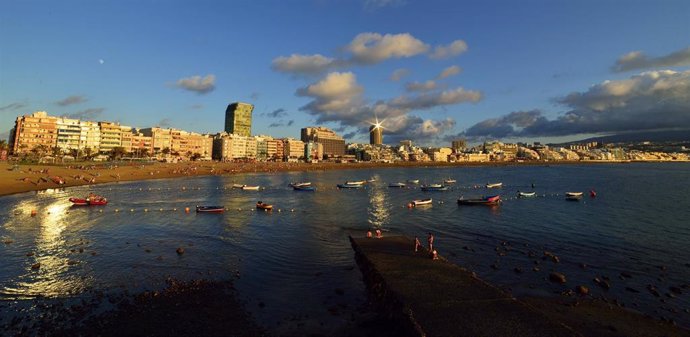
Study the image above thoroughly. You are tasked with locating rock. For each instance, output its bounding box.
[594,277,610,290]
[669,286,682,295]
[576,285,590,295]
[145,249,151,253]
[532,266,540,272]
[26,252,34,257]
[31,263,41,270]
[551,255,560,263]
[646,285,660,297]
[549,272,567,284]
[176,247,185,255]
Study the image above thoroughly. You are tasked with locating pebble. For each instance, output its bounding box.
[549,272,567,284]
[176,247,185,255]
[575,285,589,295]
[31,263,41,270]
[594,277,610,290]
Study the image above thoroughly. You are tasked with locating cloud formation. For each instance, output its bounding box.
[437,65,462,79]
[296,72,364,114]
[612,47,690,72]
[456,70,690,140]
[56,95,87,106]
[363,0,405,11]
[429,40,468,60]
[405,80,437,92]
[271,54,339,76]
[268,120,294,128]
[61,108,105,120]
[175,74,216,94]
[0,102,27,112]
[347,32,429,64]
[265,108,288,118]
[390,68,409,81]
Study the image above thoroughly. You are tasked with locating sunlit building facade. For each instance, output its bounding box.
[10,111,58,154]
[224,102,253,137]
[300,126,345,157]
[369,125,383,145]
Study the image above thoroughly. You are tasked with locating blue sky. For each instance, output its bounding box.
[1,0,689,145]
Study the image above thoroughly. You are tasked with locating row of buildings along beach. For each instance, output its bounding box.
[6,102,689,163]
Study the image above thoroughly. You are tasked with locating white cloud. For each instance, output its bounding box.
[429,40,468,59]
[391,87,482,110]
[296,72,364,113]
[271,54,339,76]
[347,32,429,64]
[56,95,88,106]
[612,46,690,72]
[437,65,462,79]
[405,80,437,92]
[175,74,216,94]
[390,68,409,81]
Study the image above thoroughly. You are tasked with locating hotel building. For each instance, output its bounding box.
[224,102,253,137]
[9,111,58,154]
[300,126,345,157]
[369,125,383,145]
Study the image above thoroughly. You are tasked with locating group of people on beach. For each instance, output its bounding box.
[414,233,438,259]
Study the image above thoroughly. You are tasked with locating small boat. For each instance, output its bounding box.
[241,185,260,191]
[486,182,503,188]
[345,180,366,185]
[412,198,433,206]
[457,195,501,206]
[69,194,108,206]
[337,183,364,189]
[517,191,536,198]
[444,179,457,184]
[293,185,316,191]
[196,206,225,213]
[565,192,583,201]
[388,182,406,188]
[367,178,376,183]
[232,184,245,189]
[51,176,65,185]
[421,184,448,191]
[407,179,420,184]
[256,201,273,210]
[289,182,311,187]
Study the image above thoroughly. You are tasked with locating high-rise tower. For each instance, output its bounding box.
[369,124,383,145]
[224,102,253,137]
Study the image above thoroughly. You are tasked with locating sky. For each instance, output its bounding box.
[1,0,689,146]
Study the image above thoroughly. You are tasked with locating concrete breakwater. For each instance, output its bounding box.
[349,235,687,337]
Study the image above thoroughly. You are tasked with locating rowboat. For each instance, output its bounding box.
[196,206,225,213]
[565,192,583,201]
[457,195,501,206]
[486,182,503,188]
[69,194,108,206]
[293,185,316,191]
[337,183,364,189]
[388,182,406,188]
[232,184,244,189]
[444,179,457,184]
[412,198,433,206]
[407,179,420,184]
[241,185,260,191]
[421,184,448,191]
[256,201,273,210]
[289,182,311,187]
[345,180,366,185]
[517,191,536,198]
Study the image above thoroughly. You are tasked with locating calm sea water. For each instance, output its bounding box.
[1,163,689,333]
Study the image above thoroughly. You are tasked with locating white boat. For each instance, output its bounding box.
[367,177,376,182]
[517,191,536,197]
[388,182,406,188]
[565,192,583,197]
[444,179,457,184]
[242,185,260,191]
[407,179,420,184]
[232,184,244,189]
[486,182,503,188]
[289,182,311,187]
[345,180,366,185]
[412,198,433,206]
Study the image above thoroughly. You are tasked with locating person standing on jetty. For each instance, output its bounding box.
[414,236,421,252]
[427,233,434,252]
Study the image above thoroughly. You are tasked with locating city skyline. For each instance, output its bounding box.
[1,0,689,146]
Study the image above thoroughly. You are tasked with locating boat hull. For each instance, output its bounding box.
[196,206,225,213]
[458,195,501,206]
[337,184,363,189]
[421,186,448,191]
[293,185,316,191]
[256,203,273,210]
[412,198,433,206]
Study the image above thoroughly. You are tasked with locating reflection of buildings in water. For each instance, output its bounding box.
[367,178,389,228]
[7,200,92,298]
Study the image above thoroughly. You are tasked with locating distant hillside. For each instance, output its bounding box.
[562,130,690,145]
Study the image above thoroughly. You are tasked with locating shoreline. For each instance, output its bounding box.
[0,160,686,198]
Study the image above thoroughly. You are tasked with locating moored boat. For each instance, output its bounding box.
[293,185,316,191]
[242,185,260,191]
[407,179,420,184]
[517,191,536,198]
[337,183,364,189]
[412,198,433,206]
[457,195,501,206]
[421,184,448,191]
[289,182,311,187]
[68,197,89,206]
[256,201,273,210]
[486,182,503,188]
[565,192,583,201]
[345,180,366,185]
[196,206,225,213]
[444,179,457,184]
[388,182,406,188]
[69,193,107,206]
[232,184,244,189]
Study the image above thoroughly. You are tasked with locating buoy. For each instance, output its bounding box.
[115,209,119,212]
[99,209,103,213]
[290,209,294,212]
[130,209,134,212]
[184,207,190,213]
[159,208,163,211]
[278,209,281,212]
[173,208,177,211]
[144,208,148,212]
[407,203,413,208]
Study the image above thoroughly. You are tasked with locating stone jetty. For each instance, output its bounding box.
[350,235,687,337]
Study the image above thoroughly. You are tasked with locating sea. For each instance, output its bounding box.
[1,163,689,334]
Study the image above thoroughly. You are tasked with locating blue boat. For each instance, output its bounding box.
[293,185,316,191]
